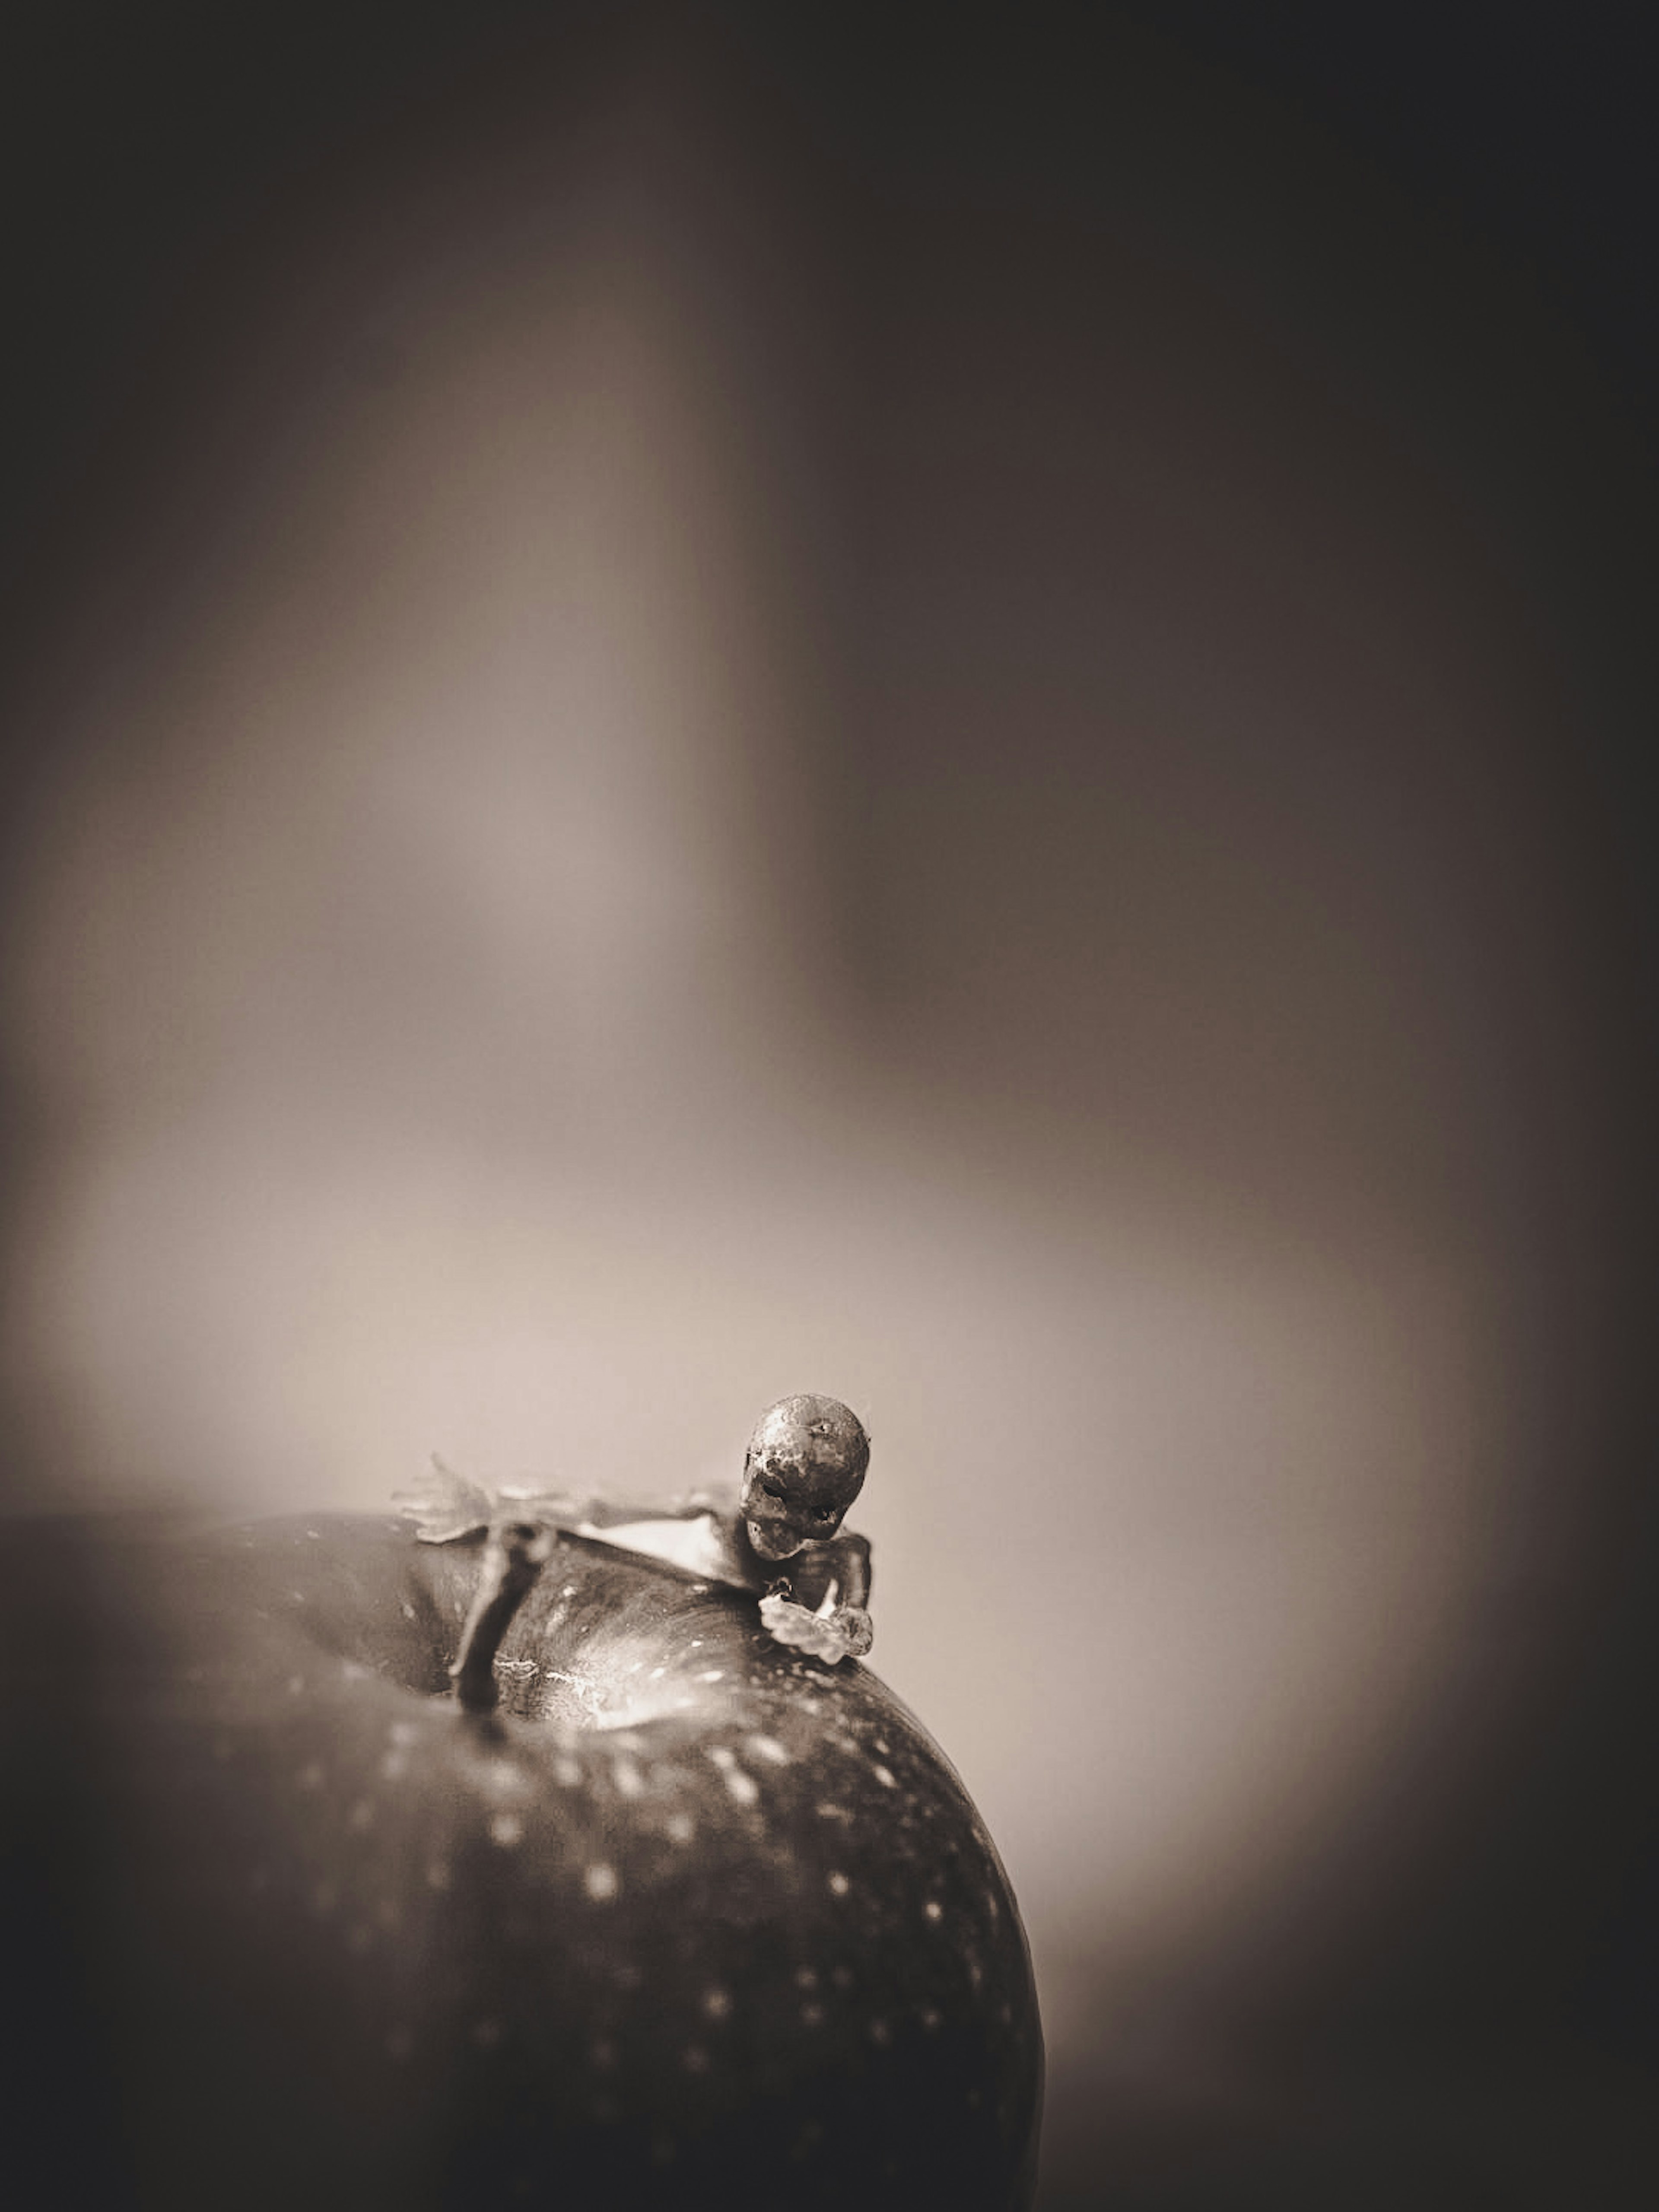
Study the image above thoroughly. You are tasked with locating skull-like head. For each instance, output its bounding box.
[739,1394,870,1564]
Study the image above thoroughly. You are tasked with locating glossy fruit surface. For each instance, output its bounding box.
[3,1513,1041,2210]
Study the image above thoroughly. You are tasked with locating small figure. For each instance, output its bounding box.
[397,1395,875,1665]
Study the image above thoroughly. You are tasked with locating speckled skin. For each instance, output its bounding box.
[21,1514,1042,2210]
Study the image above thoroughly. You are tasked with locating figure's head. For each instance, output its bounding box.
[739,1395,870,1563]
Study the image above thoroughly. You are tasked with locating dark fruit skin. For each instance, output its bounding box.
[2,1513,1042,2211]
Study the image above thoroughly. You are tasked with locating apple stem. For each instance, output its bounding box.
[450,1520,553,1713]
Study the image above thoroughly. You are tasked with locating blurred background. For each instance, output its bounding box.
[2,4,1655,2202]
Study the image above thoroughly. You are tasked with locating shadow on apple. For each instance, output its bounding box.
[2,1514,1041,2209]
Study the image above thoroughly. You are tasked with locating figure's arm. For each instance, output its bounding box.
[823,1532,873,1656]
[396,1459,752,1589]
[831,1531,871,1612]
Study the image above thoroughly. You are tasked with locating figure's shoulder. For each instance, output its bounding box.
[397,1459,743,1552]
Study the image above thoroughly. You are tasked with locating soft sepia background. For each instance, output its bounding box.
[3,7,1655,2204]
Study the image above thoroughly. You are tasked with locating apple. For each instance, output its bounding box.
[1,1505,1042,2210]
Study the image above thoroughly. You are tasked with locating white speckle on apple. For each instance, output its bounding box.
[483,1759,528,1800]
[386,2026,413,2063]
[400,1599,416,1621]
[389,1720,418,1747]
[489,1812,524,1848]
[664,1811,695,1845]
[873,1738,891,1756]
[795,1966,818,1990]
[920,2007,941,2031]
[341,1661,369,1682]
[701,1986,731,2020]
[697,1670,725,1684]
[872,1764,897,1789]
[379,1751,407,1782]
[610,1756,645,1799]
[583,1861,619,1902]
[426,1859,451,1891]
[816,1801,851,1823]
[870,2019,892,2046]
[826,1871,850,1897]
[648,1666,666,1680]
[705,1747,759,1807]
[347,1798,375,1833]
[559,1585,577,1600]
[746,1734,791,1767]
[682,2044,710,2073]
[296,1762,324,1792]
[800,2002,825,2027]
[553,1755,581,1788]
[925,1899,944,1922]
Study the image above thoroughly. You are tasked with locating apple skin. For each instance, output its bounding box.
[8,1513,1041,2210]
